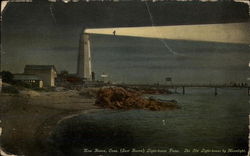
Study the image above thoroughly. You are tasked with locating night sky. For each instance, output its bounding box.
[2,1,250,83]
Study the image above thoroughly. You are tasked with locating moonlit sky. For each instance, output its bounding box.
[1,1,250,83]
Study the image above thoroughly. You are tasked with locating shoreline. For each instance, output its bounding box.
[0,90,100,156]
[0,87,176,156]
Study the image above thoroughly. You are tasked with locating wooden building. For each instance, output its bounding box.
[24,65,57,87]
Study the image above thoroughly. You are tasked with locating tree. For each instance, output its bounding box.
[0,71,14,83]
[60,70,69,77]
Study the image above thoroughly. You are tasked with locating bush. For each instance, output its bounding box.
[2,85,19,94]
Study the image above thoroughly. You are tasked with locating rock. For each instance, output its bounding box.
[95,87,178,111]
[79,88,98,99]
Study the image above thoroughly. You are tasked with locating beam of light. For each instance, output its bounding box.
[85,22,250,44]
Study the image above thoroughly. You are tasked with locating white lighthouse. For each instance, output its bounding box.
[77,33,92,80]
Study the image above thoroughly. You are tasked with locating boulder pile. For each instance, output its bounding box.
[95,87,178,111]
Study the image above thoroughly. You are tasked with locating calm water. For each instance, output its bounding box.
[48,88,250,156]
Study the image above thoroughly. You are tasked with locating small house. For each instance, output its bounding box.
[24,65,57,87]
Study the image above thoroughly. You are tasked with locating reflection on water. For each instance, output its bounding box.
[48,88,249,156]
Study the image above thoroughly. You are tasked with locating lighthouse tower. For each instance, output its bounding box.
[77,33,92,80]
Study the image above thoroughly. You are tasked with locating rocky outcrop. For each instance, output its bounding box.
[95,87,178,111]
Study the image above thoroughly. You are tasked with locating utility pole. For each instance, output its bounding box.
[0,1,9,92]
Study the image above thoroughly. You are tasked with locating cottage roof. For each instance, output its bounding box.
[13,74,42,81]
[25,65,57,72]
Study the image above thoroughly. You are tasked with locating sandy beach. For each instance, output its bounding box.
[0,89,100,156]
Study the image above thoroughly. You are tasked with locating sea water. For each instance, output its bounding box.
[49,88,249,156]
